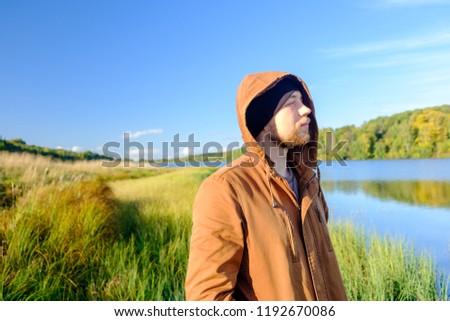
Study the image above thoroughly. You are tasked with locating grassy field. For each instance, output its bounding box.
[1,152,448,300]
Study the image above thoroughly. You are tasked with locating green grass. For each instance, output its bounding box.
[330,221,449,300]
[1,153,448,300]
[2,179,118,300]
[93,167,215,300]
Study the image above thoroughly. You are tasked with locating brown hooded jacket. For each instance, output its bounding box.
[185,71,347,300]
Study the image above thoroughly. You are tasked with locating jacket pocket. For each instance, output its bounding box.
[314,201,334,252]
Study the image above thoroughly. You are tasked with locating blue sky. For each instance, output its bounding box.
[1,0,450,159]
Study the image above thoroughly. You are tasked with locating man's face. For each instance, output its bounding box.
[265,90,312,147]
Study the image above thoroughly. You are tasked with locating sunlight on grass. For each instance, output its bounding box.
[1,152,448,300]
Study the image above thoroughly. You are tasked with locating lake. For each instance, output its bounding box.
[319,158,450,275]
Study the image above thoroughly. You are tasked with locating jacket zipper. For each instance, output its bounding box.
[281,209,297,259]
[269,175,297,259]
[268,169,316,260]
[315,204,333,252]
[283,174,316,258]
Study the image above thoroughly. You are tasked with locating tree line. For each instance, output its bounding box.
[0,138,112,161]
[1,105,449,163]
[318,105,450,160]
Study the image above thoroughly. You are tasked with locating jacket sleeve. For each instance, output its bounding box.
[185,175,245,300]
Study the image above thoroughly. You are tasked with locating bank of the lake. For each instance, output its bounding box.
[319,158,450,276]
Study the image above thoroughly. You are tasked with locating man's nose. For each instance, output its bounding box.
[298,104,311,117]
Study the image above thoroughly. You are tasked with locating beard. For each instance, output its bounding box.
[271,122,311,148]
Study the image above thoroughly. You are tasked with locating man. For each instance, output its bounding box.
[185,71,347,300]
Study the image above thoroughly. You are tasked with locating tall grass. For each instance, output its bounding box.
[1,152,448,300]
[1,152,174,300]
[89,167,215,300]
[2,179,118,300]
[330,221,449,300]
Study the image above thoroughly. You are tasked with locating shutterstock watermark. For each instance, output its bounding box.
[101,132,348,168]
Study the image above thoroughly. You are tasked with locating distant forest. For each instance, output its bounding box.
[1,105,449,162]
[0,138,111,161]
[318,105,450,160]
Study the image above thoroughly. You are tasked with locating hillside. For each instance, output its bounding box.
[318,105,450,160]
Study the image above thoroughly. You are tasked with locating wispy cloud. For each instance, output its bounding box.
[180,147,190,156]
[127,128,163,139]
[354,49,450,68]
[363,0,450,9]
[393,69,450,98]
[372,68,450,113]
[128,148,160,156]
[71,146,82,152]
[320,31,450,58]
[178,147,202,157]
[127,148,161,161]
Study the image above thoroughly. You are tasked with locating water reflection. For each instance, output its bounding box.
[322,180,450,208]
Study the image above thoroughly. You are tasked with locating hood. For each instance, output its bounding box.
[236,71,319,168]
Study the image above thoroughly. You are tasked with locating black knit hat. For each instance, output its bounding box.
[245,77,300,139]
